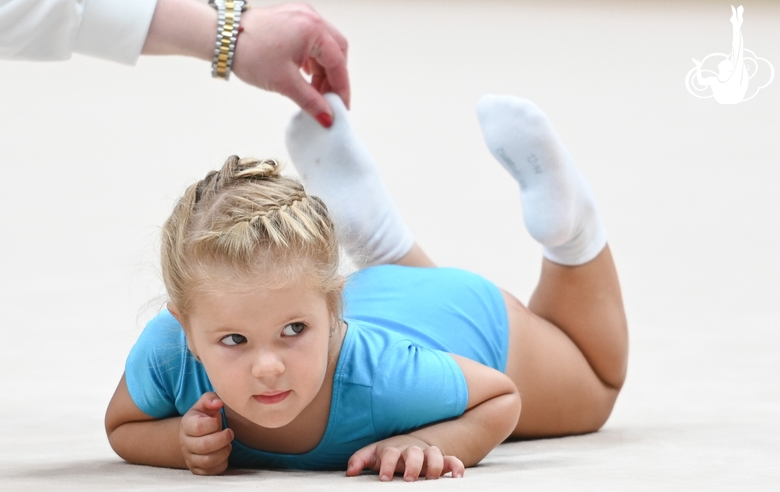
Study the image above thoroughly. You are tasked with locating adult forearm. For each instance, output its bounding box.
[410,392,521,467]
[108,417,187,469]
[142,0,215,61]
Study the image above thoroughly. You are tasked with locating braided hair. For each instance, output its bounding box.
[161,156,341,322]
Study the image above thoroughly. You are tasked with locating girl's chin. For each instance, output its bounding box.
[242,407,301,429]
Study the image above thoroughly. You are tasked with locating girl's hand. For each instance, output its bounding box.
[346,435,465,481]
[179,392,234,475]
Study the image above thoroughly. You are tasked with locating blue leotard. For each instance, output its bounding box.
[125,265,509,470]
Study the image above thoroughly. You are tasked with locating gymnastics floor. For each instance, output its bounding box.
[1,1,778,490]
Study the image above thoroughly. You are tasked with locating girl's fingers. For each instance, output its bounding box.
[182,393,224,437]
[400,446,425,481]
[184,427,233,455]
[188,442,232,470]
[378,446,402,482]
[346,443,377,476]
[182,411,223,438]
[192,460,229,476]
[423,446,445,479]
[347,440,462,481]
[191,392,223,416]
[186,440,232,475]
[442,455,466,479]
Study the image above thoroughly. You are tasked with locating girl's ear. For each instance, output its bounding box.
[336,275,346,293]
[167,302,199,360]
[167,302,184,324]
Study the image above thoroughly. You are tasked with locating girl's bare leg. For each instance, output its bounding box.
[476,95,627,436]
[503,247,627,437]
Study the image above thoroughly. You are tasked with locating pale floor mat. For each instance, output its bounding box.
[1,0,779,490]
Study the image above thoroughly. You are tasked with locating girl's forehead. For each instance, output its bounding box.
[195,259,322,293]
[194,272,322,302]
[186,276,328,326]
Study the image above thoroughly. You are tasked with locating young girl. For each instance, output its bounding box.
[105,93,628,481]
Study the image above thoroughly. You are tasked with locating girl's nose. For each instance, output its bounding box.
[251,349,284,378]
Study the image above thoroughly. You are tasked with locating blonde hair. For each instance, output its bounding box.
[161,156,342,325]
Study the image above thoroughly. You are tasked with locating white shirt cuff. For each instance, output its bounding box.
[74,0,158,65]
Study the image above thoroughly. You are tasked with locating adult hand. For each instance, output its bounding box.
[179,392,234,475]
[232,3,350,127]
[346,435,465,481]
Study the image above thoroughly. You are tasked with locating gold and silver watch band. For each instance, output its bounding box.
[209,0,249,80]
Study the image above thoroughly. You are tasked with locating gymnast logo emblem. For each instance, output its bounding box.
[685,5,774,104]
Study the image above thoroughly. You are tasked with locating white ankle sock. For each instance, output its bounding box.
[285,93,414,267]
[476,95,607,266]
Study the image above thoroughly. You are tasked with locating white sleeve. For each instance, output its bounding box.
[0,0,158,65]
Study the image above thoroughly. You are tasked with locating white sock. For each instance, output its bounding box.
[476,95,607,266]
[285,93,414,267]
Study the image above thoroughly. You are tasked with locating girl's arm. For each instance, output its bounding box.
[105,374,234,475]
[346,355,521,481]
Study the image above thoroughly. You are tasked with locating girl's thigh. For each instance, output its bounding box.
[501,289,619,438]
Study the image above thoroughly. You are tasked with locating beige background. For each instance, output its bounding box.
[1,0,778,490]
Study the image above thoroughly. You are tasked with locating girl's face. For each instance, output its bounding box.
[177,272,336,429]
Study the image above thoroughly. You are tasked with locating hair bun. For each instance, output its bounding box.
[220,155,283,183]
[239,157,282,177]
[233,156,283,179]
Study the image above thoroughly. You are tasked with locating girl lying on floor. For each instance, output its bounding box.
[105,93,628,481]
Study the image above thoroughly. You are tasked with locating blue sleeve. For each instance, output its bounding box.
[124,310,189,419]
[371,341,468,438]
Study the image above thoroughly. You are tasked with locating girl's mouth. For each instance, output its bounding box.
[253,390,291,405]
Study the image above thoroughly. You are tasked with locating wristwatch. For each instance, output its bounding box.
[208,0,250,80]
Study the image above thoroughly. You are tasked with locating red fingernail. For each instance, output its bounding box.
[316,112,333,128]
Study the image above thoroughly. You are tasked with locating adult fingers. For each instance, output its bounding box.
[308,60,328,94]
[400,446,425,482]
[442,455,466,479]
[423,446,444,480]
[321,21,348,103]
[283,28,349,125]
[281,66,338,128]
[378,446,402,482]
[309,34,350,109]
[321,16,348,57]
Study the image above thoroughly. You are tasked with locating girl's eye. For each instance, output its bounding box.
[220,334,247,346]
[281,322,306,337]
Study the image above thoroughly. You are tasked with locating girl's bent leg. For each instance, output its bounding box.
[476,95,627,437]
[503,246,628,437]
